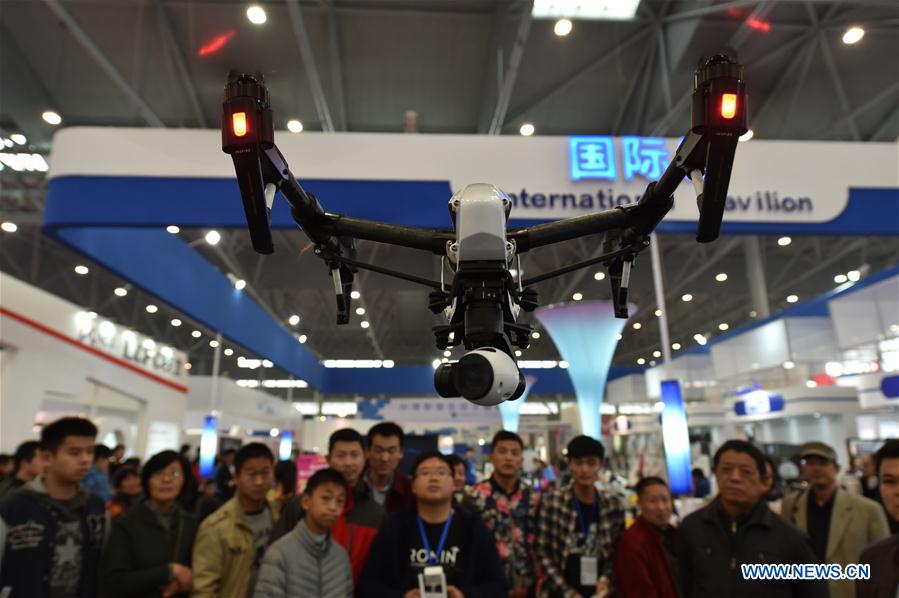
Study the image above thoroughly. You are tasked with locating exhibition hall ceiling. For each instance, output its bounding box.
[1,0,898,395]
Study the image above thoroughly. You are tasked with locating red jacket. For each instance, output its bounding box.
[384,470,415,514]
[332,487,383,585]
[613,516,680,598]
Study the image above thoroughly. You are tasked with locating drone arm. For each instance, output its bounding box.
[508,208,630,253]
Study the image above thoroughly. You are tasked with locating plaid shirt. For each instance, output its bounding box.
[535,483,626,597]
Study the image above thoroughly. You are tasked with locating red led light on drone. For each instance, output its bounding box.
[232,112,248,137]
[720,94,738,119]
[198,30,236,57]
[746,17,771,32]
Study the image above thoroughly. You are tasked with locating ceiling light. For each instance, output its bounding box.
[288,315,300,326]
[594,271,605,281]
[777,236,792,246]
[834,274,848,284]
[10,134,26,145]
[350,290,361,300]
[360,320,370,329]
[786,294,799,304]
[559,360,569,369]
[145,304,158,313]
[842,26,864,45]
[246,5,267,24]
[783,360,795,370]
[681,293,693,302]
[694,333,707,346]
[166,225,180,234]
[650,360,657,366]
[1,138,12,148]
[262,359,274,368]
[234,279,246,290]
[298,334,307,343]
[672,342,681,350]
[170,318,182,327]
[432,359,441,369]
[74,265,89,275]
[553,18,573,36]
[632,322,642,330]
[224,348,234,356]
[444,350,451,357]
[184,362,192,370]
[616,333,622,340]
[356,307,365,316]
[192,330,202,338]
[847,270,861,282]
[209,340,219,348]
[383,360,394,368]
[572,292,583,301]
[654,309,662,317]
[1,222,17,233]
[806,380,817,388]
[287,119,303,133]
[532,331,541,339]
[652,350,661,358]
[114,287,127,297]
[532,0,640,20]
[42,110,62,125]
[719,323,729,331]
[441,357,449,363]
[637,358,646,365]
[749,310,757,318]
[738,129,754,142]
[205,230,221,245]
[519,123,535,136]
[715,272,728,282]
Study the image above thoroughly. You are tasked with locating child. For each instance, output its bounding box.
[254,468,353,598]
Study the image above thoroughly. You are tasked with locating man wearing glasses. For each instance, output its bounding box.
[365,422,415,513]
[782,441,889,598]
[359,451,507,598]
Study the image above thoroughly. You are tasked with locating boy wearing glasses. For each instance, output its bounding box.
[359,451,507,598]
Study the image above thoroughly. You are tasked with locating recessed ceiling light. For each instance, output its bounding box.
[1,222,17,233]
[356,307,365,316]
[632,322,642,330]
[654,309,662,317]
[847,270,861,282]
[652,350,661,358]
[672,342,681,350]
[553,18,573,36]
[777,236,792,246]
[842,26,864,45]
[10,134,26,145]
[209,340,219,348]
[42,110,62,125]
[224,348,234,356]
[192,330,202,338]
[719,323,729,331]
[246,5,267,24]
[74,265,89,275]
[715,272,728,282]
[532,331,541,339]
[572,292,583,301]
[444,350,451,357]
[170,318,182,327]
[288,315,300,326]
[114,287,127,297]
[616,333,623,340]
[786,294,799,303]
[350,291,361,300]
[519,123,535,136]
[205,230,221,245]
[184,362,192,370]
[637,358,646,365]
[749,310,757,318]
[360,320,370,329]
[234,279,246,290]
[834,274,848,284]
[166,225,180,234]
[145,304,158,313]
[681,293,693,302]
[298,334,307,343]
[594,272,605,281]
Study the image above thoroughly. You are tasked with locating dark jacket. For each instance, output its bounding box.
[100,501,199,598]
[856,534,899,598]
[0,475,26,503]
[0,478,108,598]
[383,470,415,514]
[358,506,507,598]
[677,497,828,598]
[270,481,384,585]
[613,516,680,598]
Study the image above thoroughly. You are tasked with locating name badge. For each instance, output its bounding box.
[580,555,598,586]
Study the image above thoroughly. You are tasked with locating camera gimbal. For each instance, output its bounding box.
[221,53,747,406]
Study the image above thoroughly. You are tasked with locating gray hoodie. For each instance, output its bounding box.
[253,518,353,598]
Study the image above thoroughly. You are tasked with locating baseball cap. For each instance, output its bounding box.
[799,442,837,463]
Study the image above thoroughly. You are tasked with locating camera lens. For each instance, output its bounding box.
[434,364,458,398]
[455,353,494,400]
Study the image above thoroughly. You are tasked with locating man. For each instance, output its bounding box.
[447,453,467,504]
[365,422,415,513]
[271,428,384,584]
[677,439,827,598]
[782,441,889,598]
[192,442,277,597]
[613,477,679,598]
[216,447,237,501]
[0,455,12,479]
[108,444,126,475]
[82,444,112,502]
[536,435,625,598]
[0,441,46,502]
[857,439,899,598]
[465,430,540,598]
[860,454,880,502]
[0,417,108,597]
[359,451,507,597]
[692,468,711,499]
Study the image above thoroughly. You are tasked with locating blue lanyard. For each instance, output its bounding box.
[573,494,598,541]
[416,511,454,566]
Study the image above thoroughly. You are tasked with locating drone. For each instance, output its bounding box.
[221,53,747,407]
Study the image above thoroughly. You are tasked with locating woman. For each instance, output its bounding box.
[101,451,199,598]
[613,476,679,598]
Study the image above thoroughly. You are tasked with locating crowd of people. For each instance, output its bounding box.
[1,415,898,598]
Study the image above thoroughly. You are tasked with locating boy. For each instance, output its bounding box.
[254,468,353,598]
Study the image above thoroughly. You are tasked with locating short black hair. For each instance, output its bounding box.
[40,417,97,453]
[94,444,113,462]
[491,430,524,451]
[691,468,705,478]
[235,443,274,473]
[141,450,189,499]
[275,460,298,495]
[875,440,899,476]
[113,466,140,489]
[566,435,605,461]
[366,422,404,449]
[304,467,348,496]
[13,441,42,472]
[635,476,669,498]
[713,440,766,477]
[221,448,237,456]
[446,453,465,470]
[411,451,454,478]
[329,428,365,454]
